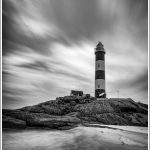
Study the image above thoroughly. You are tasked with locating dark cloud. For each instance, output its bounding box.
[2,70,13,79]
[127,71,148,91]
[2,87,31,109]
[2,0,53,55]
[54,70,89,83]
[2,0,148,55]
[17,61,50,71]
[46,0,114,42]
[2,95,21,109]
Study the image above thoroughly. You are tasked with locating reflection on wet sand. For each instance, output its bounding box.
[3,126,148,150]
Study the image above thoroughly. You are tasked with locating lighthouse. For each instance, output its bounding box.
[95,42,106,99]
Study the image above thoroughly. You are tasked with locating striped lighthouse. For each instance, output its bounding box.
[95,42,106,99]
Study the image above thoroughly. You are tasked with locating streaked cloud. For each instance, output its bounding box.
[2,0,148,108]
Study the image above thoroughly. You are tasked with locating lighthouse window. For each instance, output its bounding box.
[98,85,100,88]
[98,64,100,68]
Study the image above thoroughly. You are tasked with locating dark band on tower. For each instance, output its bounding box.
[95,42,106,99]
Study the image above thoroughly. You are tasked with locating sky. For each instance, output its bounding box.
[2,0,148,109]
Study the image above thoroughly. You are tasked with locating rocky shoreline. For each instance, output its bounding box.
[2,96,148,129]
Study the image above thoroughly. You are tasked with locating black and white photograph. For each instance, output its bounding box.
[1,0,149,150]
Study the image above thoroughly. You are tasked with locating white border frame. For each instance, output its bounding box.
[0,0,149,150]
[148,0,149,150]
[1,0,2,149]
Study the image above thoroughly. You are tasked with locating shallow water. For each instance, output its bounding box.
[2,126,148,150]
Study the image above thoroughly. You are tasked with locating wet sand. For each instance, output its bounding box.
[2,126,148,150]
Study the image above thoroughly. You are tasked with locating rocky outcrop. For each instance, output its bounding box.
[2,115,26,129]
[2,110,80,129]
[2,96,148,129]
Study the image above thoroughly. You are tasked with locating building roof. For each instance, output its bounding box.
[71,90,83,95]
[96,42,103,48]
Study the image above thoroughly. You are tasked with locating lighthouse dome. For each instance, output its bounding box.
[95,41,105,53]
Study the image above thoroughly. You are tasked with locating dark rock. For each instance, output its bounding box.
[137,102,148,109]
[2,97,148,129]
[2,115,26,129]
[2,110,81,129]
[70,101,76,106]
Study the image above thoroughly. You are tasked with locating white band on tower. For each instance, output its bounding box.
[95,60,105,71]
[95,79,105,89]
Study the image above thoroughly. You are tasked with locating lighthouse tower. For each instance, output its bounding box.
[95,42,106,99]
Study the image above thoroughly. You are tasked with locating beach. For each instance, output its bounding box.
[2,125,148,150]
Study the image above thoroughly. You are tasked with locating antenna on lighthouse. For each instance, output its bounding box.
[117,89,119,99]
